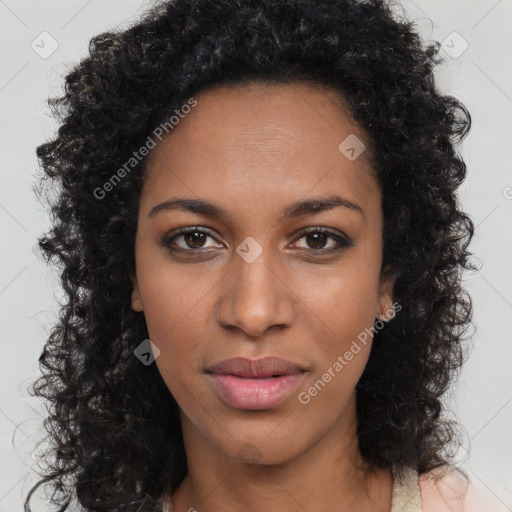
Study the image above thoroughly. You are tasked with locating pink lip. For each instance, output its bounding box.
[206,356,307,410]
[208,373,305,410]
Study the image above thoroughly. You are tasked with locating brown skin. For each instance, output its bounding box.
[130,82,396,512]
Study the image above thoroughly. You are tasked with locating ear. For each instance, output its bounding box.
[129,272,144,312]
[376,265,396,321]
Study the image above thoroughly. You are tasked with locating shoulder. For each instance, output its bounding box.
[418,466,468,512]
[418,465,508,512]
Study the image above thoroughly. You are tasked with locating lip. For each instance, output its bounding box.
[207,356,305,378]
[206,357,307,410]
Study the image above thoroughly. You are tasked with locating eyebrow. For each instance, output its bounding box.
[148,194,364,221]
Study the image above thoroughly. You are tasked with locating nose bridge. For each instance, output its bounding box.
[217,239,294,337]
[236,243,277,298]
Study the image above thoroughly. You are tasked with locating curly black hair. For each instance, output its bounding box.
[26,0,475,510]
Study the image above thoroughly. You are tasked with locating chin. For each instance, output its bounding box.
[221,435,304,466]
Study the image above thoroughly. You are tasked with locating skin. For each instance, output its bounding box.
[130,82,396,512]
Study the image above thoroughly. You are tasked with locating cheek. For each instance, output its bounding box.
[296,274,375,425]
[304,277,375,383]
[133,251,206,383]
[298,257,380,341]
[294,253,380,394]
[135,239,218,339]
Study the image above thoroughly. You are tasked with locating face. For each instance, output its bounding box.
[130,82,395,466]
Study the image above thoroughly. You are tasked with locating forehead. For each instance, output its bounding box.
[141,82,379,223]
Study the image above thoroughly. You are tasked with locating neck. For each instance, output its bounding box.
[168,398,393,512]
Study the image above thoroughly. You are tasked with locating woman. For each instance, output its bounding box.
[26,0,481,510]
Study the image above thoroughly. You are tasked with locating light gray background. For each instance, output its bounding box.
[1,1,511,510]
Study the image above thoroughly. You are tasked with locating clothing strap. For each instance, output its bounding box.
[390,466,423,512]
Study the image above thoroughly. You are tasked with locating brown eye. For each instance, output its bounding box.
[183,231,208,248]
[161,226,353,257]
[162,227,219,252]
[291,228,353,254]
[304,232,330,250]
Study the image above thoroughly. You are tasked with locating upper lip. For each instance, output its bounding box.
[207,356,305,378]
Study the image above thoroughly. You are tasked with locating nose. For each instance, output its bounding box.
[216,248,295,338]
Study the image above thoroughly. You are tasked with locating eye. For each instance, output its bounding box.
[161,226,353,255]
[161,227,220,252]
[291,227,353,254]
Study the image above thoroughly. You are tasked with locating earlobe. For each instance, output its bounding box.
[377,266,396,321]
[129,273,144,312]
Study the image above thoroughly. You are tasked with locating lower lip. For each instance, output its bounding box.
[208,372,305,410]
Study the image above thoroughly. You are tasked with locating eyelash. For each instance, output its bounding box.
[161,226,353,256]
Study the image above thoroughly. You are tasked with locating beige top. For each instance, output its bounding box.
[162,466,422,512]
[390,466,423,512]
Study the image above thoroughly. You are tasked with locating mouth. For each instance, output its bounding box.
[206,356,306,378]
[206,356,307,410]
